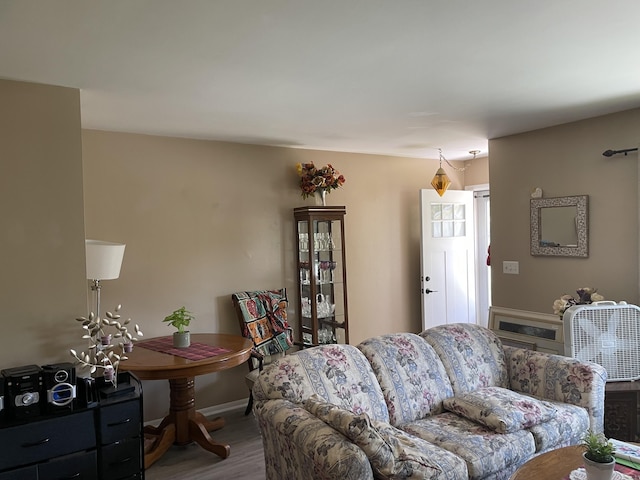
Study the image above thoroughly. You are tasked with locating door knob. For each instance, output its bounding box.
[424,288,438,294]
[424,276,430,282]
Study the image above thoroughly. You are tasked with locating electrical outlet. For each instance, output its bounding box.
[502,261,519,275]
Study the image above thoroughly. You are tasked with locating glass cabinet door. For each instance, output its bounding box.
[294,206,348,347]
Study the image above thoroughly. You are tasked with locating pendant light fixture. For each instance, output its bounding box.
[431,150,451,197]
[430,149,480,197]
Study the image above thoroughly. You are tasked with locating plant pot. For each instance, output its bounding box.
[582,452,615,480]
[173,331,191,348]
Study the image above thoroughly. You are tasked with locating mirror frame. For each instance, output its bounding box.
[530,195,588,257]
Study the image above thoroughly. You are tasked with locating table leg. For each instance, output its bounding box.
[170,377,196,444]
[189,418,231,458]
[143,421,176,469]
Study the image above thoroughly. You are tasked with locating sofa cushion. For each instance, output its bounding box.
[253,344,390,422]
[357,333,454,426]
[527,401,589,452]
[402,412,536,480]
[442,386,557,433]
[420,323,510,395]
[304,395,468,480]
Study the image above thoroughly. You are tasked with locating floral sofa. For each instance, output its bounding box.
[252,323,607,480]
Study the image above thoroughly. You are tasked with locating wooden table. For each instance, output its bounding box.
[510,445,584,480]
[119,333,253,468]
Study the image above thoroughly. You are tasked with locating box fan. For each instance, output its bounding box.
[563,302,640,382]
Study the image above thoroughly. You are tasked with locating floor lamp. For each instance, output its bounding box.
[85,239,126,319]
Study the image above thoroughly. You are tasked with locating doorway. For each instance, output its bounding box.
[472,188,491,327]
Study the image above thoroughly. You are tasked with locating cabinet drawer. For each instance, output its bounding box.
[0,410,96,470]
[98,400,140,445]
[99,437,142,480]
[0,465,37,480]
[38,450,97,480]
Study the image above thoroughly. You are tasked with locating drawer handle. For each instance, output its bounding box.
[22,438,50,448]
[61,474,81,479]
[112,456,132,465]
[108,418,132,427]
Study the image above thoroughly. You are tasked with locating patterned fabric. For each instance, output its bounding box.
[253,328,606,480]
[232,289,293,357]
[254,398,375,480]
[442,387,557,433]
[357,333,454,425]
[137,336,230,360]
[504,345,607,433]
[420,323,509,394]
[528,401,589,452]
[402,412,536,480]
[304,394,468,480]
[253,343,390,422]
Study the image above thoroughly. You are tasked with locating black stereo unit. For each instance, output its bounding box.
[42,362,76,413]
[1,364,43,419]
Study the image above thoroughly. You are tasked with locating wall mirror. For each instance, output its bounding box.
[530,195,588,257]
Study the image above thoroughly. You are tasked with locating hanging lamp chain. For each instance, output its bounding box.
[439,148,470,172]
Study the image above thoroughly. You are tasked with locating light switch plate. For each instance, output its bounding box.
[503,261,519,274]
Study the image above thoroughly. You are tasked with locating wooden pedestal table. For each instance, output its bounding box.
[119,333,253,468]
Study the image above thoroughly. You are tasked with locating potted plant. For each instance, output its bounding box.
[163,306,194,348]
[581,429,616,480]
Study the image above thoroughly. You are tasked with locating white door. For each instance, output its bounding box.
[420,189,476,330]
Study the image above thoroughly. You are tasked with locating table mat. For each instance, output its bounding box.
[137,336,231,360]
[564,465,640,480]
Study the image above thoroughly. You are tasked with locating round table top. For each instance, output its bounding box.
[510,445,585,480]
[119,333,253,380]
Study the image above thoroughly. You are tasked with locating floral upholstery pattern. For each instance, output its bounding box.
[528,401,589,452]
[253,325,605,480]
[358,333,454,425]
[305,394,468,480]
[420,323,509,394]
[504,345,607,433]
[402,412,536,480]
[253,343,390,422]
[254,398,374,480]
[442,387,557,433]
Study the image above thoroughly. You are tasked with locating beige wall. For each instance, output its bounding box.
[0,79,86,367]
[81,130,471,419]
[0,78,488,422]
[490,108,640,313]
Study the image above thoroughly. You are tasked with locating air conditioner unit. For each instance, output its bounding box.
[563,303,640,382]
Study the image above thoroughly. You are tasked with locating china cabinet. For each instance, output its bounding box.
[294,206,349,347]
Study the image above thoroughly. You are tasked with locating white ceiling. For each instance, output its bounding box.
[1,1,640,160]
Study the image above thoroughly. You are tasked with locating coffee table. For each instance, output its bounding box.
[510,444,640,480]
[510,445,584,480]
[119,333,253,468]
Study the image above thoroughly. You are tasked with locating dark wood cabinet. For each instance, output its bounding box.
[604,381,640,442]
[0,373,144,480]
[294,206,349,347]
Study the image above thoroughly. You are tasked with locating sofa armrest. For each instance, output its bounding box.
[253,398,374,480]
[504,346,607,433]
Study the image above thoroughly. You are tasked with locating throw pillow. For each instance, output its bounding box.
[304,395,444,479]
[442,386,557,433]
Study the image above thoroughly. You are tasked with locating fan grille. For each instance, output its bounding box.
[565,304,640,382]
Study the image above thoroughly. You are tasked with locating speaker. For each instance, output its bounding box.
[42,362,76,413]
[1,364,43,419]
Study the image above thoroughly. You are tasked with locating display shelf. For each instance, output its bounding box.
[294,206,349,347]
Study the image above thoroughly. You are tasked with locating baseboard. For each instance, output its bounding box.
[144,397,249,427]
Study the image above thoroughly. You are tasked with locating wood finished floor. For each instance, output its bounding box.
[145,407,266,480]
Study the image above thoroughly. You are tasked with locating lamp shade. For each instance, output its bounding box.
[86,240,126,280]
